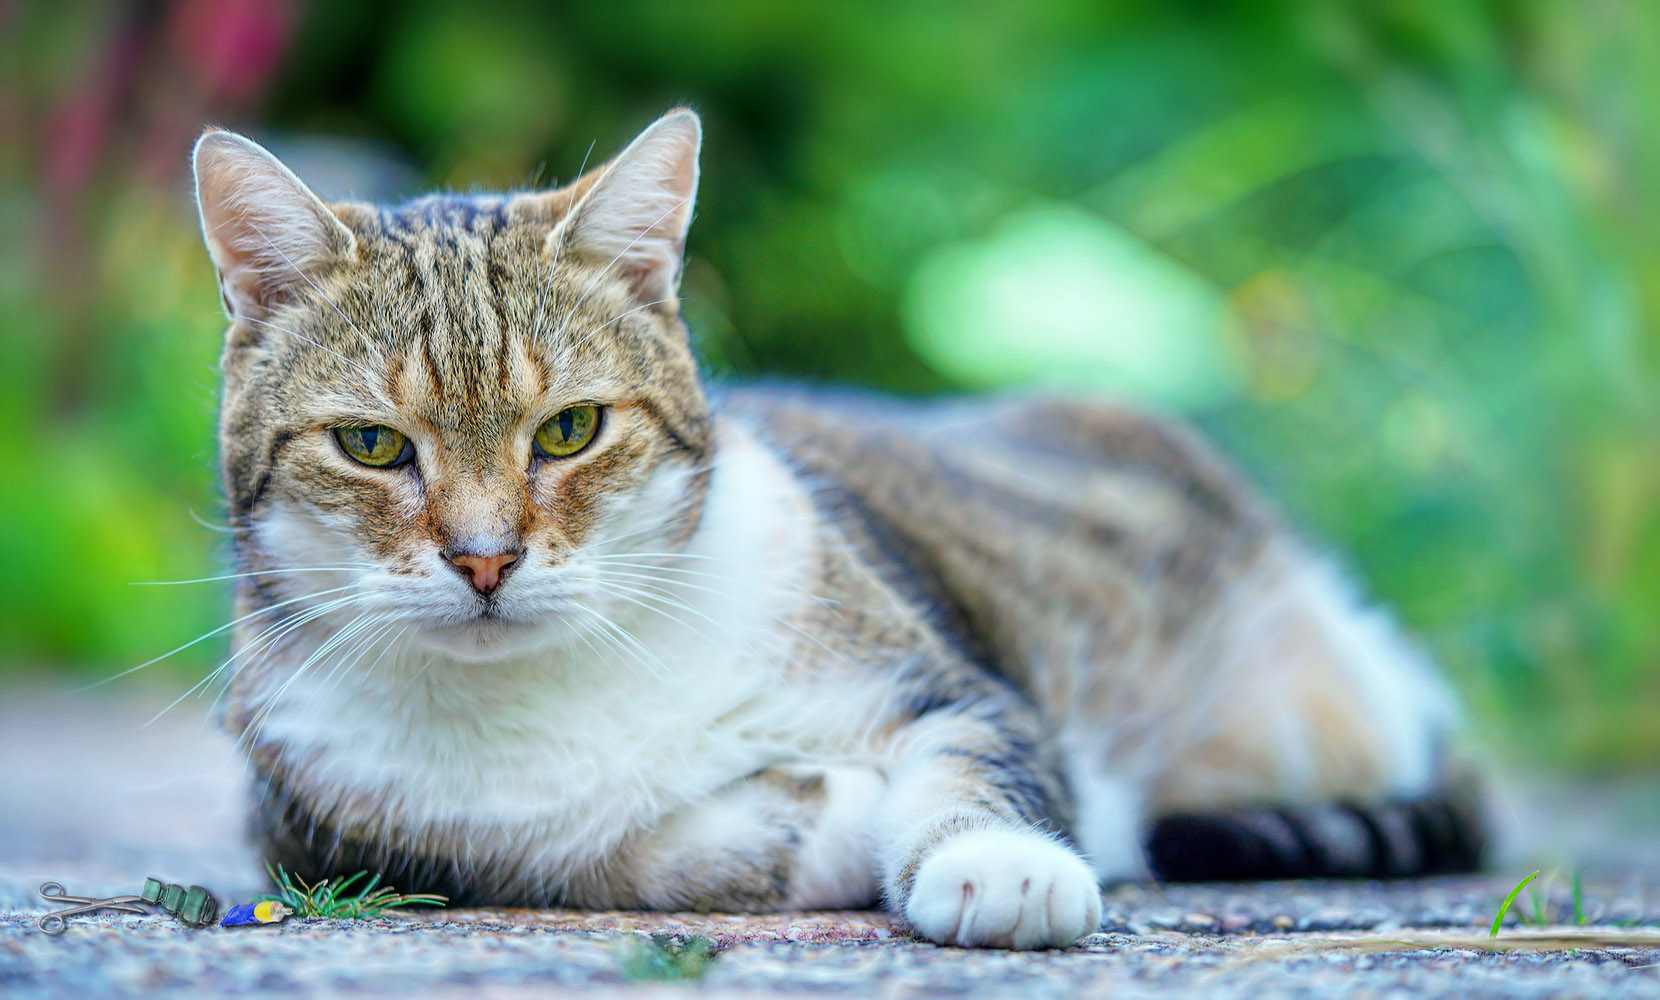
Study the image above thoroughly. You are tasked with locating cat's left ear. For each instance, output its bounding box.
[193,128,357,322]
[555,109,701,307]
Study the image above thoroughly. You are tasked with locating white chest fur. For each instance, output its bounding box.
[249,423,856,877]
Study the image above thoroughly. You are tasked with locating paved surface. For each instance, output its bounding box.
[2,684,1657,997]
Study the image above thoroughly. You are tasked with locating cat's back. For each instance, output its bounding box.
[721,385,1280,711]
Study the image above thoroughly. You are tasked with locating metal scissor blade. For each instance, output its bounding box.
[37,884,152,933]
[38,901,150,933]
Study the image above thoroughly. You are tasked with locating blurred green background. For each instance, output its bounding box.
[1,0,1656,770]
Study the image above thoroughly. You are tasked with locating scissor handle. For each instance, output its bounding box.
[38,913,67,935]
[39,882,70,899]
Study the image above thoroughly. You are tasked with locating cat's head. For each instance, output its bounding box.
[194,110,713,660]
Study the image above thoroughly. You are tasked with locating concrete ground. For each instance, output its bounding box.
[2,684,1657,998]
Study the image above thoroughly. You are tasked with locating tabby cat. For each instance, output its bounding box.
[192,109,1482,949]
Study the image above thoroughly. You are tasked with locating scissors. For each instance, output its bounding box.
[38,882,149,934]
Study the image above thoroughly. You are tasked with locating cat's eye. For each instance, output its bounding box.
[334,425,413,468]
[534,405,601,458]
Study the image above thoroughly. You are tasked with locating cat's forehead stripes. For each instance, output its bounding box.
[358,195,554,441]
[333,193,709,459]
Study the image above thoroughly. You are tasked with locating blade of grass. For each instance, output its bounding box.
[331,871,368,899]
[378,893,446,911]
[1572,871,1585,926]
[1491,871,1540,938]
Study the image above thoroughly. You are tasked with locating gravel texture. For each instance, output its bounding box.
[3,685,1657,998]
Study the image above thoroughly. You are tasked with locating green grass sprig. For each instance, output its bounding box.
[1491,868,1596,935]
[257,862,448,919]
[1489,870,1539,937]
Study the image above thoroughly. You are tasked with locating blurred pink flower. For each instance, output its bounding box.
[170,0,294,104]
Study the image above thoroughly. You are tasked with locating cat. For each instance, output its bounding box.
[192,108,1483,950]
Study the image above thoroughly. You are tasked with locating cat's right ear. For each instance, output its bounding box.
[552,109,701,308]
[192,129,356,322]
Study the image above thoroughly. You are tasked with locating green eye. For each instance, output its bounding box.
[534,405,601,458]
[334,425,412,467]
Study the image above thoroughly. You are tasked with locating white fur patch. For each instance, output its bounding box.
[905,829,1102,949]
[782,765,886,909]
[247,423,880,886]
[1289,555,1459,796]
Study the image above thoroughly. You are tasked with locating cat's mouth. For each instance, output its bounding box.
[418,612,556,660]
[402,592,541,657]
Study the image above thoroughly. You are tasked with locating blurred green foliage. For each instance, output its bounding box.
[1,0,1656,768]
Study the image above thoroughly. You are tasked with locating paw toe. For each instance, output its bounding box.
[904,829,1101,950]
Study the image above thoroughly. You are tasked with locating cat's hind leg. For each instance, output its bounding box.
[1136,549,1485,879]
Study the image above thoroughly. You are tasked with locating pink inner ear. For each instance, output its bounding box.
[621,254,682,306]
[558,113,701,307]
[194,131,353,317]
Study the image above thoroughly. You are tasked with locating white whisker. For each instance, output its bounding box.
[597,567,733,601]
[238,315,382,384]
[188,509,247,534]
[589,550,739,565]
[237,609,380,753]
[593,558,836,606]
[152,591,365,728]
[352,623,409,691]
[198,593,369,719]
[549,195,692,344]
[130,566,369,586]
[570,603,679,686]
[316,615,401,700]
[570,297,674,352]
[531,139,597,341]
[593,577,810,672]
[79,584,355,692]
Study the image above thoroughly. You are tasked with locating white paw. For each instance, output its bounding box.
[905,829,1103,949]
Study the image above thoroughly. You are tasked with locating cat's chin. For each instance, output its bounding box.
[415,617,565,662]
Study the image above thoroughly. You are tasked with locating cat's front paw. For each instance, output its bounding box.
[904,828,1102,949]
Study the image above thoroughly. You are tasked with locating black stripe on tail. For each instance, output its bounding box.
[1144,787,1485,882]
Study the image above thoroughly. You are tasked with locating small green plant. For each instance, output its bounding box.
[619,934,716,981]
[257,862,448,919]
[1490,870,1540,937]
[1491,869,1594,936]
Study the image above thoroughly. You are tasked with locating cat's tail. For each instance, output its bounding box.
[1143,780,1486,882]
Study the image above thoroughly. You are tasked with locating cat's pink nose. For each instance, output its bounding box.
[446,551,520,595]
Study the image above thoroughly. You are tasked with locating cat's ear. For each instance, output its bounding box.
[193,129,356,321]
[555,108,701,306]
